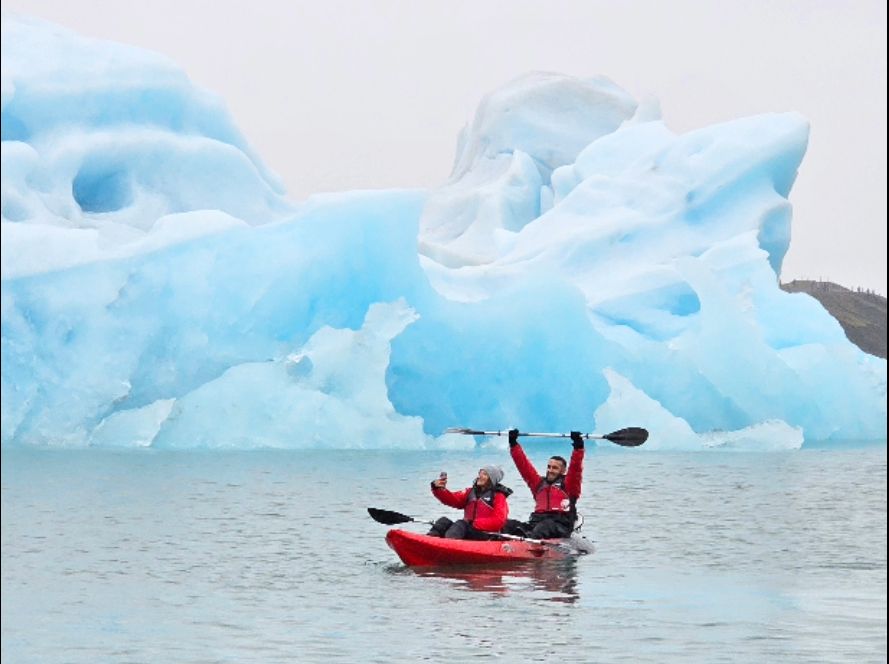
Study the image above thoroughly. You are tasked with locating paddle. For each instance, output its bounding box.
[443,426,649,447]
[367,507,553,546]
[368,507,433,526]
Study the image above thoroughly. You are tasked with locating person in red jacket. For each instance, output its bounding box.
[505,428,584,539]
[427,465,512,540]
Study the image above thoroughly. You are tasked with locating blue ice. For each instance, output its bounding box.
[1,15,885,449]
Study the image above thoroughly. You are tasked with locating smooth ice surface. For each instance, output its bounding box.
[1,14,294,279]
[1,15,885,449]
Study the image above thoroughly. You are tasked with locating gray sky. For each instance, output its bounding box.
[5,0,887,293]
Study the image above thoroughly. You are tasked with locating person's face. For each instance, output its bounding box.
[476,469,491,488]
[546,459,565,482]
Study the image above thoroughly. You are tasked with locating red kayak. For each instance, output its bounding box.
[385,529,594,567]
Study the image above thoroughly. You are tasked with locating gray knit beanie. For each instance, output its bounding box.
[481,465,504,487]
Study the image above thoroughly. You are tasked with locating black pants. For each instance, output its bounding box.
[427,517,498,540]
[504,516,573,539]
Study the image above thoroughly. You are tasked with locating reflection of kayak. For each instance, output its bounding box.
[385,529,594,567]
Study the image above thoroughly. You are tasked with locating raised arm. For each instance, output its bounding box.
[565,432,585,498]
[430,483,470,509]
[509,429,542,493]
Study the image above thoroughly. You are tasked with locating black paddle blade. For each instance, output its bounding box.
[367,507,414,525]
[603,427,649,447]
[444,427,487,436]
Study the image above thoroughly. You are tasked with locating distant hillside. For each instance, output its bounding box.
[780,280,887,359]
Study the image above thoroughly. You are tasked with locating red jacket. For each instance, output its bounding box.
[510,443,583,515]
[431,484,510,532]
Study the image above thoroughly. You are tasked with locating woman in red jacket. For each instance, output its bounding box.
[427,465,512,540]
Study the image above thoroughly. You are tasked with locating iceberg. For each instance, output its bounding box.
[1,14,885,449]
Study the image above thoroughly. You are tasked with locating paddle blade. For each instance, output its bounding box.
[367,507,414,525]
[602,427,649,447]
[444,427,487,436]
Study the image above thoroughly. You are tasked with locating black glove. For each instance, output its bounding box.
[570,431,584,449]
[508,429,519,447]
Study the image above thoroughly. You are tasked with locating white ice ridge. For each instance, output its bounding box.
[1,13,295,279]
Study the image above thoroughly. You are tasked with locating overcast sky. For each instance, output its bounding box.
[5,0,887,293]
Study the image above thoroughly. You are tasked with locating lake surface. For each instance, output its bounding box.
[2,445,886,663]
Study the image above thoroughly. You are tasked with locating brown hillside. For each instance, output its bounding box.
[780,280,887,359]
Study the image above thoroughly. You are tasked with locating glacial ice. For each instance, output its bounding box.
[1,14,885,449]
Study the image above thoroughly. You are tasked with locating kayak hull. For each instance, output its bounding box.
[385,529,592,567]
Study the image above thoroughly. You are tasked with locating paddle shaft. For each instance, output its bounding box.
[493,531,552,546]
[453,430,609,439]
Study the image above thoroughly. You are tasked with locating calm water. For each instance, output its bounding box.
[2,446,886,663]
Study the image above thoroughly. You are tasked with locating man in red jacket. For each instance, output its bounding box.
[505,428,584,539]
[427,465,512,540]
